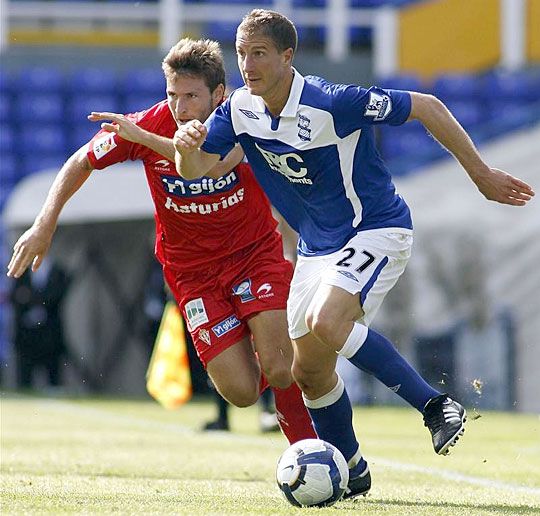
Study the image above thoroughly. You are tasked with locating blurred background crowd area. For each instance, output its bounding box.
[0,0,539,411]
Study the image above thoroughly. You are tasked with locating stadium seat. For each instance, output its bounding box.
[14,94,64,125]
[122,68,165,97]
[295,26,326,46]
[484,69,540,102]
[432,73,483,101]
[68,67,118,94]
[22,154,67,176]
[14,67,65,94]
[69,123,100,153]
[0,69,15,94]
[444,100,483,130]
[68,94,120,124]
[16,125,68,156]
[204,21,238,44]
[0,153,19,188]
[377,74,426,92]
[0,124,14,153]
[0,92,11,123]
[123,94,164,114]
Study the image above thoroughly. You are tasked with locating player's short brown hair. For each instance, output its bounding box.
[237,9,297,55]
[162,38,226,92]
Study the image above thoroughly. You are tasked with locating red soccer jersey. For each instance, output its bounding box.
[86,100,278,271]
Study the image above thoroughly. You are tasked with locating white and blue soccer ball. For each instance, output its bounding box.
[276,438,349,507]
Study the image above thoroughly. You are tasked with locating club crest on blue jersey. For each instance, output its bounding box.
[232,279,256,303]
[297,114,311,142]
[161,170,239,198]
[212,315,241,337]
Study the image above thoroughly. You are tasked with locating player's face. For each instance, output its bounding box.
[166,74,224,126]
[236,30,293,100]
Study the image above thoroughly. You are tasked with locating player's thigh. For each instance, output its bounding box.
[163,266,250,371]
[292,332,338,398]
[320,230,413,327]
[247,309,293,389]
[206,336,260,407]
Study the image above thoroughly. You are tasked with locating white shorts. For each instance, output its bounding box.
[287,228,413,339]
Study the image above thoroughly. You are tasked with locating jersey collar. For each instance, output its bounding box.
[251,68,305,118]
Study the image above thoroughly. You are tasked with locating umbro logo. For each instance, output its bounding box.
[239,109,259,120]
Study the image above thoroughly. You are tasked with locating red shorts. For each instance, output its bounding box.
[163,233,293,368]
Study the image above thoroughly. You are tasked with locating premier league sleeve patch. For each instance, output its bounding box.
[364,91,392,121]
[93,133,117,160]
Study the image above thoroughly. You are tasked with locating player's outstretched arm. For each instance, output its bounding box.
[88,111,176,162]
[173,120,220,179]
[6,148,93,278]
[408,92,535,206]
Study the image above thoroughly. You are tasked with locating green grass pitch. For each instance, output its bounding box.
[1,394,539,515]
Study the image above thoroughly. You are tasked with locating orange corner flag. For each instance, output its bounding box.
[146,301,192,409]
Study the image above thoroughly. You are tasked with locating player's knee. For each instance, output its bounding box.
[262,363,293,390]
[291,363,322,398]
[219,383,259,408]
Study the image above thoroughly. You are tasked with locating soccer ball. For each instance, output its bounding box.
[276,438,349,507]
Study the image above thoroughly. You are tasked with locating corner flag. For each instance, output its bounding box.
[146,301,192,409]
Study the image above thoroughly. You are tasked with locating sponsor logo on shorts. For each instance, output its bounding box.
[232,279,256,303]
[198,329,211,346]
[93,133,117,159]
[337,270,359,282]
[212,315,241,337]
[256,282,274,299]
[184,298,208,331]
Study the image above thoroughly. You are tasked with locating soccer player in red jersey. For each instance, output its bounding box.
[6,38,316,444]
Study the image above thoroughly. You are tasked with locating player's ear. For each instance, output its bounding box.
[282,48,294,67]
[211,83,225,108]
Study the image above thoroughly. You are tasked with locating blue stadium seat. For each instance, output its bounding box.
[432,73,483,101]
[295,26,326,46]
[123,94,163,114]
[293,0,326,6]
[0,69,15,94]
[14,67,65,94]
[16,125,68,156]
[122,68,165,97]
[68,67,118,94]
[68,94,120,123]
[379,123,445,161]
[14,94,64,124]
[0,92,11,123]
[0,154,19,188]
[484,69,540,101]
[22,154,67,176]
[350,26,372,46]
[378,74,426,92]
[69,123,100,153]
[0,124,14,153]
[204,21,238,44]
[444,100,483,130]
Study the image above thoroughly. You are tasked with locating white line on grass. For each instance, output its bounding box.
[33,397,540,497]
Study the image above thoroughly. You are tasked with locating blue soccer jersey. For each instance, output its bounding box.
[202,69,413,256]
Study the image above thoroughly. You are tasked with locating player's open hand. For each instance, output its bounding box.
[173,120,207,154]
[88,112,142,144]
[471,167,535,206]
[7,226,53,278]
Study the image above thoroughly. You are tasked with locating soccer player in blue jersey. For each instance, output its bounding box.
[172,10,535,498]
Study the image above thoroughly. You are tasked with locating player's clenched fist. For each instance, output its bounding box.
[173,120,207,153]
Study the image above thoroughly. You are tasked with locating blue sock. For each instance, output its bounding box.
[303,376,362,464]
[339,324,439,412]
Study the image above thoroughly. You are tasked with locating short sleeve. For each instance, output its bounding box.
[201,97,238,159]
[331,85,412,136]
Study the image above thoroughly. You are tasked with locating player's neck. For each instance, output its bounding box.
[264,70,294,118]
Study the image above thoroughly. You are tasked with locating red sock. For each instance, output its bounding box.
[272,382,317,444]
